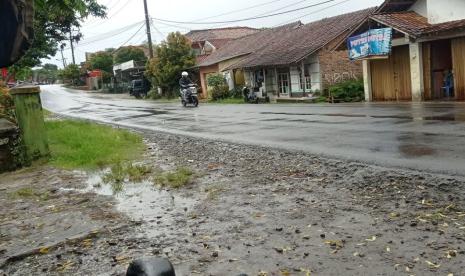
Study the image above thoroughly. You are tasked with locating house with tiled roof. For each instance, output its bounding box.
[185,27,259,64]
[342,0,465,102]
[196,8,375,100]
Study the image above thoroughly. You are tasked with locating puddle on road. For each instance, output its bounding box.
[260,111,465,122]
[78,172,197,238]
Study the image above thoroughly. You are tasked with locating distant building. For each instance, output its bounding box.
[196,9,375,100]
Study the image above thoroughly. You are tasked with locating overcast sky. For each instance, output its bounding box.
[44,0,384,68]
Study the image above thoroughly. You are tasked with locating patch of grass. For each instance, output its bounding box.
[9,187,50,201]
[102,162,152,184]
[42,109,52,118]
[209,97,245,104]
[154,167,194,188]
[46,120,145,170]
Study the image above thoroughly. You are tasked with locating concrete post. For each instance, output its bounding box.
[409,42,424,102]
[10,86,49,161]
[362,60,372,102]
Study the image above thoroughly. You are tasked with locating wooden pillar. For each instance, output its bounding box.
[362,60,372,102]
[263,68,267,94]
[452,37,465,100]
[274,67,279,98]
[301,61,306,96]
[409,42,424,102]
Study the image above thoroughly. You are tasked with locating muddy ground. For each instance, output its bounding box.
[1,128,465,276]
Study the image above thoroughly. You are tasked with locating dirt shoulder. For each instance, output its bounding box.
[1,129,465,275]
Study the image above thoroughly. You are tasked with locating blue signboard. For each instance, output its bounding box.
[347,28,393,60]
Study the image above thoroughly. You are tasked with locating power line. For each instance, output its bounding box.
[275,0,352,26]
[195,0,284,21]
[254,0,311,17]
[83,0,131,28]
[152,0,338,25]
[151,20,192,31]
[62,22,144,50]
[112,23,146,53]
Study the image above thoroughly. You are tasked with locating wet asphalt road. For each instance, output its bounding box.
[41,85,465,176]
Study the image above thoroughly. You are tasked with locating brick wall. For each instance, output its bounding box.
[318,36,363,91]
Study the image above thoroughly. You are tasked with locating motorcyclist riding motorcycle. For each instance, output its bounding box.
[179,72,199,107]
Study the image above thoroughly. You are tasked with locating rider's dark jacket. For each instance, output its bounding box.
[179,77,193,89]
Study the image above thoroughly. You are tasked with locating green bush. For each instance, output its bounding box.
[147,89,162,100]
[229,87,243,99]
[207,74,225,87]
[210,85,230,101]
[207,74,230,101]
[328,80,364,102]
[0,87,16,123]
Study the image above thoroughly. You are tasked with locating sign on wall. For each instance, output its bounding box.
[347,28,393,60]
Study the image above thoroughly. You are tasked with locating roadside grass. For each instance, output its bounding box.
[46,120,145,170]
[154,167,195,188]
[209,97,245,104]
[102,162,152,184]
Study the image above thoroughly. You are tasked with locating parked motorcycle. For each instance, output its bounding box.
[242,86,258,104]
[180,84,199,107]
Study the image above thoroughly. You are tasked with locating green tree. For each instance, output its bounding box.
[62,64,80,85]
[5,0,106,79]
[15,67,33,81]
[89,51,114,74]
[145,32,195,97]
[34,63,59,83]
[114,46,147,64]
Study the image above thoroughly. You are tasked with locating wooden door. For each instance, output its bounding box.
[392,46,412,100]
[371,58,395,101]
[452,37,465,100]
[422,42,432,100]
[370,45,412,101]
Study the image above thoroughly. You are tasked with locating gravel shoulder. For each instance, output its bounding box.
[1,128,465,275]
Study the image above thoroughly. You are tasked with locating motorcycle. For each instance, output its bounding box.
[180,84,199,107]
[242,86,258,104]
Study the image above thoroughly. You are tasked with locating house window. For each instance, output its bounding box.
[278,73,289,94]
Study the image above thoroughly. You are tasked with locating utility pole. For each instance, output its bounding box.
[143,0,154,59]
[69,31,76,65]
[60,46,67,68]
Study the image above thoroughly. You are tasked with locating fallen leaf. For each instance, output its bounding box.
[57,260,74,272]
[280,269,290,276]
[365,236,377,242]
[446,250,457,259]
[39,247,49,254]
[300,268,311,276]
[425,260,440,269]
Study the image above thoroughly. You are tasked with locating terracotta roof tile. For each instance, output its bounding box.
[199,8,375,69]
[371,11,465,38]
[185,27,259,43]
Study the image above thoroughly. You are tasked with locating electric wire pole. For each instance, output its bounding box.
[69,31,76,65]
[143,0,154,59]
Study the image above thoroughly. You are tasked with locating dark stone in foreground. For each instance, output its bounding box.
[126,257,175,276]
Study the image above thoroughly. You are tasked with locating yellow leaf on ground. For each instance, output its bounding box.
[365,236,377,242]
[425,260,440,269]
[39,247,49,254]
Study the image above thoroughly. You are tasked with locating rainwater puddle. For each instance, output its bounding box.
[84,172,197,238]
